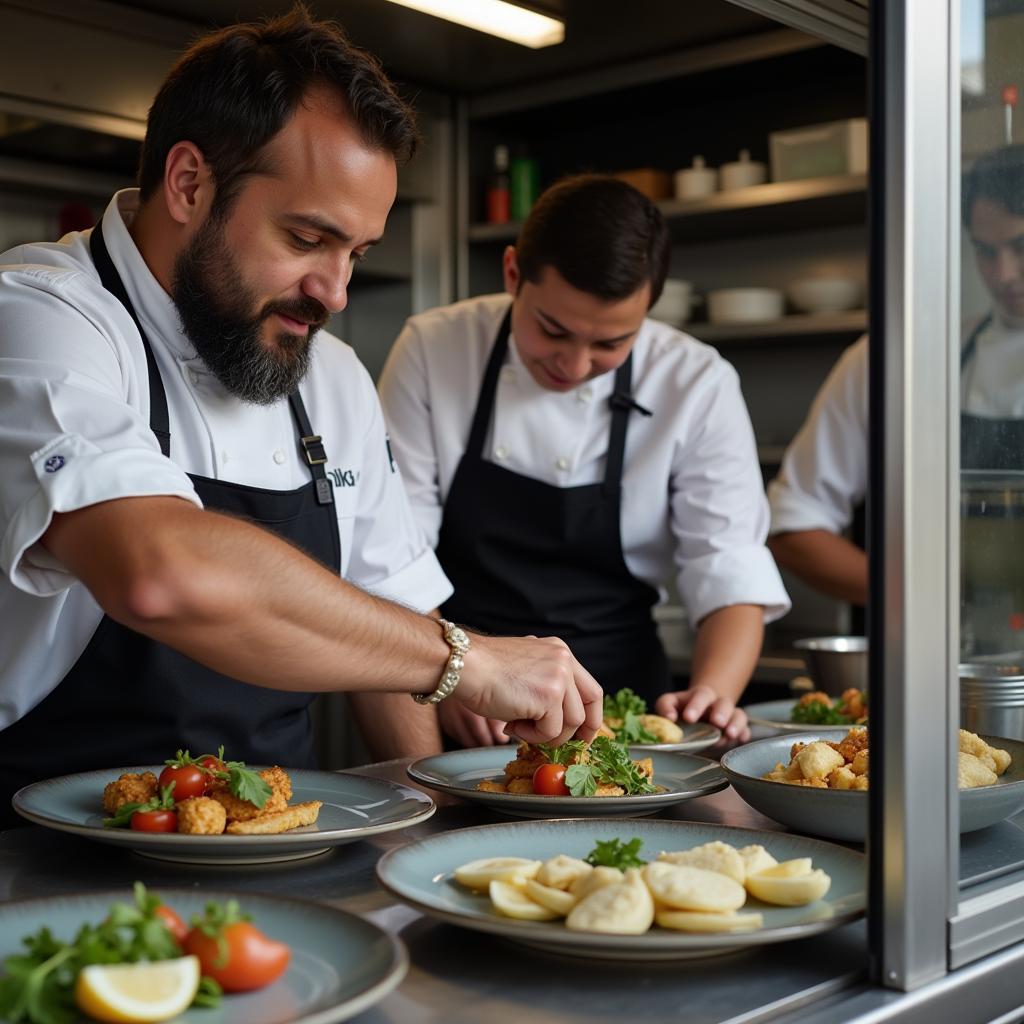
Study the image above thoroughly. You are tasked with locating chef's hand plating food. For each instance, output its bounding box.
[452,837,832,934]
[763,727,1011,790]
[0,883,289,1023]
[102,749,321,835]
[476,737,658,797]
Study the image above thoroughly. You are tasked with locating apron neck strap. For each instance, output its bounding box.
[962,312,994,370]
[465,307,512,458]
[89,221,172,457]
[604,354,635,492]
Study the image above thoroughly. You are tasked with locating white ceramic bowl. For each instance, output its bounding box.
[787,277,862,313]
[649,279,696,325]
[707,287,784,325]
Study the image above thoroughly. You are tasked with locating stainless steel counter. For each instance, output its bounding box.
[0,759,868,1024]
[5,759,1024,1023]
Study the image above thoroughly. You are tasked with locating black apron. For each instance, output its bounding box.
[960,314,1024,470]
[438,310,671,705]
[0,222,341,827]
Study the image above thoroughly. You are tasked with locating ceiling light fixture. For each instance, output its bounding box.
[380,0,564,49]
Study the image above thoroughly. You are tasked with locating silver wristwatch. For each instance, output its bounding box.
[413,619,471,705]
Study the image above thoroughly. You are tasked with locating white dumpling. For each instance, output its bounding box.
[536,854,593,891]
[569,865,623,899]
[566,868,655,934]
[643,861,747,913]
[658,842,745,884]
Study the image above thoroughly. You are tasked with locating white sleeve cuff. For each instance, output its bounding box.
[678,545,792,625]
[2,432,201,597]
[767,478,851,536]
[363,545,453,613]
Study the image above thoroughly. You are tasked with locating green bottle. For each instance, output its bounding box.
[509,151,539,221]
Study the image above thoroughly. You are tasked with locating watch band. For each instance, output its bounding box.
[413,619,471,705]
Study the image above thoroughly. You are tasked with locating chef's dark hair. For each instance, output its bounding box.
[137,4,418,217]
[963,145,1024,225]
[515,175,671,307]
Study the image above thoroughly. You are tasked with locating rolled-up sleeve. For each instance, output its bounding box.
[0,268,199,597]
[767,336,868,536]
[346,360,452,613]
[670,359,790,624]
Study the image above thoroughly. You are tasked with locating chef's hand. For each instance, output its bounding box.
[455,634,603,746]
[655,686,750,743]
[438,700,510,747]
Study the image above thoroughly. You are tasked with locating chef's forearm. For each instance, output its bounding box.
[348,691,443,760]
[768,530,868,606]
[43,496,449,694]
[688,604,763,701]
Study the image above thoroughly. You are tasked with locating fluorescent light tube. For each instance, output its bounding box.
[381,0,564,49]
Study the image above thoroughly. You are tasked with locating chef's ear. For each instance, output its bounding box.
[502,245,521,296]
[163,141,214,227]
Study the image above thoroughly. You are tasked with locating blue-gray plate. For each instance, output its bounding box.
[721,731,1024,842]
[376,817,865,960]
[0,888,405,1023]
[743,699,812,733]
[12,768,435,865]
[626,721,722,752]
[407,747,727,818]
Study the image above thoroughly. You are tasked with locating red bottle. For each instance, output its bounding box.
[486,144,511,224]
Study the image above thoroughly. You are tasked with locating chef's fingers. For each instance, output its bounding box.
[441,702,495,747]
[654,691,681,721]
[680,687,715,723]
[488,718,512,743]
[571,660,603,741]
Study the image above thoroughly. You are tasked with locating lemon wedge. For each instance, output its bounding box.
[74,956,200,1023]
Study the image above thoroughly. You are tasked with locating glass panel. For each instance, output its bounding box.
[958,0,1024,890]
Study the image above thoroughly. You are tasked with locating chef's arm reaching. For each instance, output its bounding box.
[768,530,868,607]
[654,604,763,743]
[40,495,603,745]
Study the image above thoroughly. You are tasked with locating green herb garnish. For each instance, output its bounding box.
[0,883,218,1024]
[203,745,272,808]
[790,695,866,726]
[585,837,647,869]
[602,688,659,744]
[563,736,658,797]
[103,783,177,829]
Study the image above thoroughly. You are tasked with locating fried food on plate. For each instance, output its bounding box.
[176,796,227,835]
[225,800,322,835]
[211,766,291,821]
[102,772,158,814]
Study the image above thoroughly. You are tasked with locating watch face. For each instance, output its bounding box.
[447,624,470,650]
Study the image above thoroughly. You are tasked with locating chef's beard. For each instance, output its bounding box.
[171,215,327,405]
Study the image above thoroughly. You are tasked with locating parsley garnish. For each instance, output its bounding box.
[562,736,658,797]
[790,695,866,726]
[602,688,659,744]
[585,837,647,869]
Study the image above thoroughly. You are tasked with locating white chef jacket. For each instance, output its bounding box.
[0,189,451,729]
[378,293,790,629]
[768,320,1024,535]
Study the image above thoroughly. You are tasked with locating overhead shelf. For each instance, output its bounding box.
[467,173,868,245]
[686,309,867,343]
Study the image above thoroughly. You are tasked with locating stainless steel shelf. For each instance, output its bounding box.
[466,174,868,245]
[690,309,867,342]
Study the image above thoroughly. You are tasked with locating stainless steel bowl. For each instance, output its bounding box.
[960,663,1024,740]
[793,636,868,697]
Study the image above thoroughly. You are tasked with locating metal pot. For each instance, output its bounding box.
[793,636,868,697]
[959,662,1024,740]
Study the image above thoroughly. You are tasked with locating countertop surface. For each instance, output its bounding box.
[0,755,869,1024]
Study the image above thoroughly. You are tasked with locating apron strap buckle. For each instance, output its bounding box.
[300,433,328,466]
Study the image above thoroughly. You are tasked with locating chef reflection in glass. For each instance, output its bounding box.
[768,144,1024,617]
[379,174,791,747]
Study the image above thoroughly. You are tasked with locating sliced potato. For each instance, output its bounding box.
[657,842,745,884]
[524,879,579,916]
[566,868,655,934]
[454,857,541,891]
[655,908,764,933]
[489,880,559,921]
[738,845,778,879]
[536,855,592,891]
[749,857,813,880]
[569,865,623,899]
[643,861,746,913]
[746,868,832,906]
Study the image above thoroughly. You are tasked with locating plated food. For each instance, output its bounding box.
[14,767,435,865]
[721,729,1024,842]
[762,727,1010,791]
[790,689,867,726]
[376,817,866,960]
[408,745,727,819]
[600,689,722,752]
[475,737,656,797]
[453,835,833,937]
[0,887,406,1024]
[102,749,321,836]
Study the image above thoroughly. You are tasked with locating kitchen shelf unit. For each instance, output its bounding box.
[690,308,867,342]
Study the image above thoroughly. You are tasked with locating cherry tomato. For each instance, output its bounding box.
[158,764,206,801]
[155,904,189,945]
[198,756,227,793]
[532,763,570,796]
[184,922,290,992]
[131,808,178,832]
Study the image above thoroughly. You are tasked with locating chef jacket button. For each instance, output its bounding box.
[577,386,593,403]
[273,449,286,464]
[556,456,570,471]
[501,365,517,382]
[494,446,508,461]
